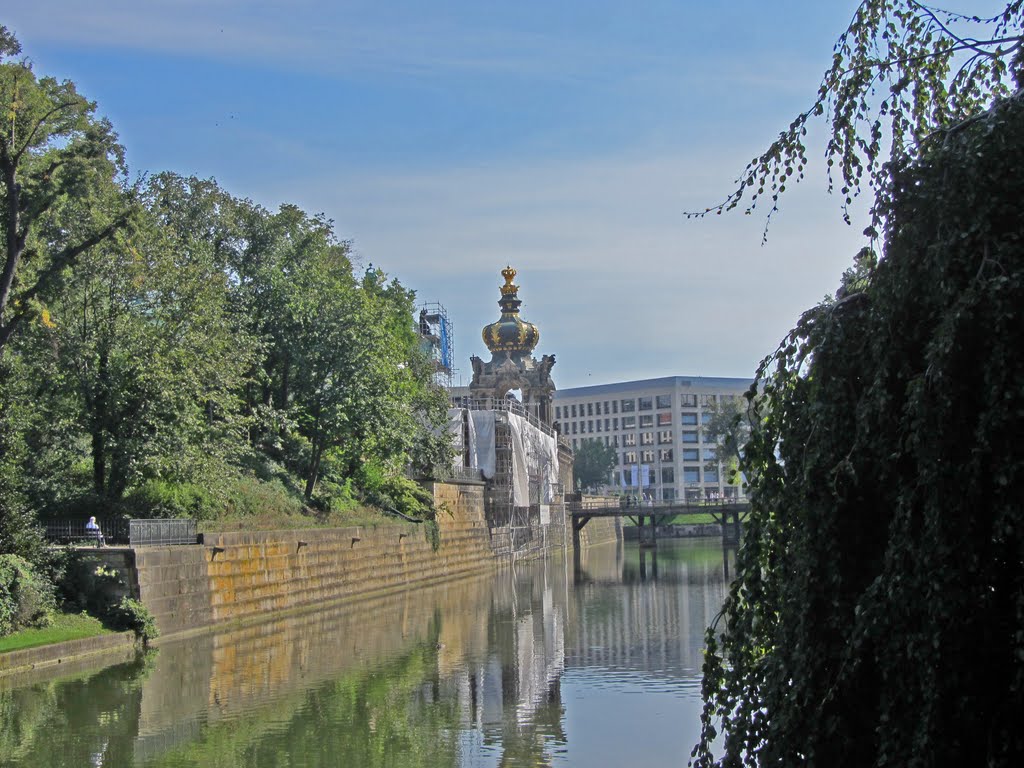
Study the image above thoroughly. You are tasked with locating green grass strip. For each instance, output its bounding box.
[0,611,112,654]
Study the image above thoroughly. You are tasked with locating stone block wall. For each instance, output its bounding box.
[133,481,530,639]
[572,494,623,548]
[575,516,622,548]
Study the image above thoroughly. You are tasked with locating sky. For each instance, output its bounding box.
[6,1,992,389]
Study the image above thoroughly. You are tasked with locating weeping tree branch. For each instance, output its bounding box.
[686,0,1023,243]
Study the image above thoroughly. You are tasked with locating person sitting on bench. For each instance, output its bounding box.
[85,516,105,546]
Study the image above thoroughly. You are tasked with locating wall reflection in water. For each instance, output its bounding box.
[0,540,733,768]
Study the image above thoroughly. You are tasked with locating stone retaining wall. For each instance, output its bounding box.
[575,516,621,547]
[132,481,569,639]
[571,494,623,548]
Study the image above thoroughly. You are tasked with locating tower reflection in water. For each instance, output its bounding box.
[0,540,734,767]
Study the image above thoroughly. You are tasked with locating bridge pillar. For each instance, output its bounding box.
[638,514,658,548]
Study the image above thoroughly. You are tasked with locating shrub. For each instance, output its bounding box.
[57,554,126,618]
[223,475,305,519]
[357,461,435,519]
[108,597,158,642]
[0,555,56,636]
[56,555,157,642]
[126,479,218,520]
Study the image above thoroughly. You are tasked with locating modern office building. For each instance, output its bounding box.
[553,376,753,501]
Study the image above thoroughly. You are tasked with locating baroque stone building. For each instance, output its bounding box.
[448,267,573,557]
[468,266,556,426]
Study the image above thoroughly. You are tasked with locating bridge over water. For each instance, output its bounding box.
[566,499,751,548]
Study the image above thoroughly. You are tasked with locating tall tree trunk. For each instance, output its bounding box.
[91,430,106,496]
[304,442,323,500]
[0,162,24,353]
[90,348,110,495]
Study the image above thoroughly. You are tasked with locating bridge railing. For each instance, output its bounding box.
[565,498,749,515]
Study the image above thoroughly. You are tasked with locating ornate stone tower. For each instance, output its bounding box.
[469,266,556,425]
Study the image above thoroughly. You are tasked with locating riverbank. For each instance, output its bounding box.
[0,629,137,678]
[1,480,576,675]
[0,539,731,767]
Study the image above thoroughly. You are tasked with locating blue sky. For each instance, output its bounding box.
[7,2,998,388]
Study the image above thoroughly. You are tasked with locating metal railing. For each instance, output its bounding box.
[44,518,198,546]
[565,497,750,515]
[450,396,558,438]
[129,519,198,546]
[44,517,129,546]
[449,466,485,483]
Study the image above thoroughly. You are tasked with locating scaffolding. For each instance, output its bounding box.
[453,398,565,559]
[417,302,454,388]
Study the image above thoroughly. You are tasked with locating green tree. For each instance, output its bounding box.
[0,27,131,353]
[572,438,617,492]
[700,397,752,492]
[8,183,254,508]
[291,263,446,500]
[691,7,1024,766]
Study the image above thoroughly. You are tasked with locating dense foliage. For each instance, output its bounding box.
[571,438,618,491]
[0,27,452,596]
[699,397,752,490]
[692,88,1024,766]
[0,554,55,635]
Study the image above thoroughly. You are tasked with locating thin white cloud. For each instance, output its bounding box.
[9,1,644,81]
[265,144,867,387]
[5,1,874,387]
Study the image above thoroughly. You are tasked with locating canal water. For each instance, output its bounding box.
[0,539,733,767]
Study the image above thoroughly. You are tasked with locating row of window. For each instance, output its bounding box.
[623,488,740,501]
[567,427,710,447]
[557,411,713,434]
[617,466,721,485]
[555,393,737,420]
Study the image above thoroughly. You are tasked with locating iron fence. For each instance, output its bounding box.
[129,519,198,546]
[43,518,197,546]
[44,517,129,546]
[449,466,484,483]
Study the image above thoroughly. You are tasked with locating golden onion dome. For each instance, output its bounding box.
[481,266,540,358]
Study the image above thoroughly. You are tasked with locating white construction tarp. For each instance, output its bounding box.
[447,408,465,469]
[468,410,497,479]
[506,412,560,506]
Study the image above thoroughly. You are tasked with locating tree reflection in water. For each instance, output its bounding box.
[1,540,733,767]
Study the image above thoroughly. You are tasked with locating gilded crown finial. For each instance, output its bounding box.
[499,266,518,295]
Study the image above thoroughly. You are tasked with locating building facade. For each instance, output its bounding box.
[553,376,752,501]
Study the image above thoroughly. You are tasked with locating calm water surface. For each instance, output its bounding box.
[0,539,733,767]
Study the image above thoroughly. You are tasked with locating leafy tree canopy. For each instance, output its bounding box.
[691,53,1024,768]
[0,26,131,352]
[572,439,617,492]
[700,397,752,487]
[0,26,454,554]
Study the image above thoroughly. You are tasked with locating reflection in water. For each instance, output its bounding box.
[0,540,733,768]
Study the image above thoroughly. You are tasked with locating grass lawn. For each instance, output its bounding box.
[198,504,410,534]
[0,611,113,654]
